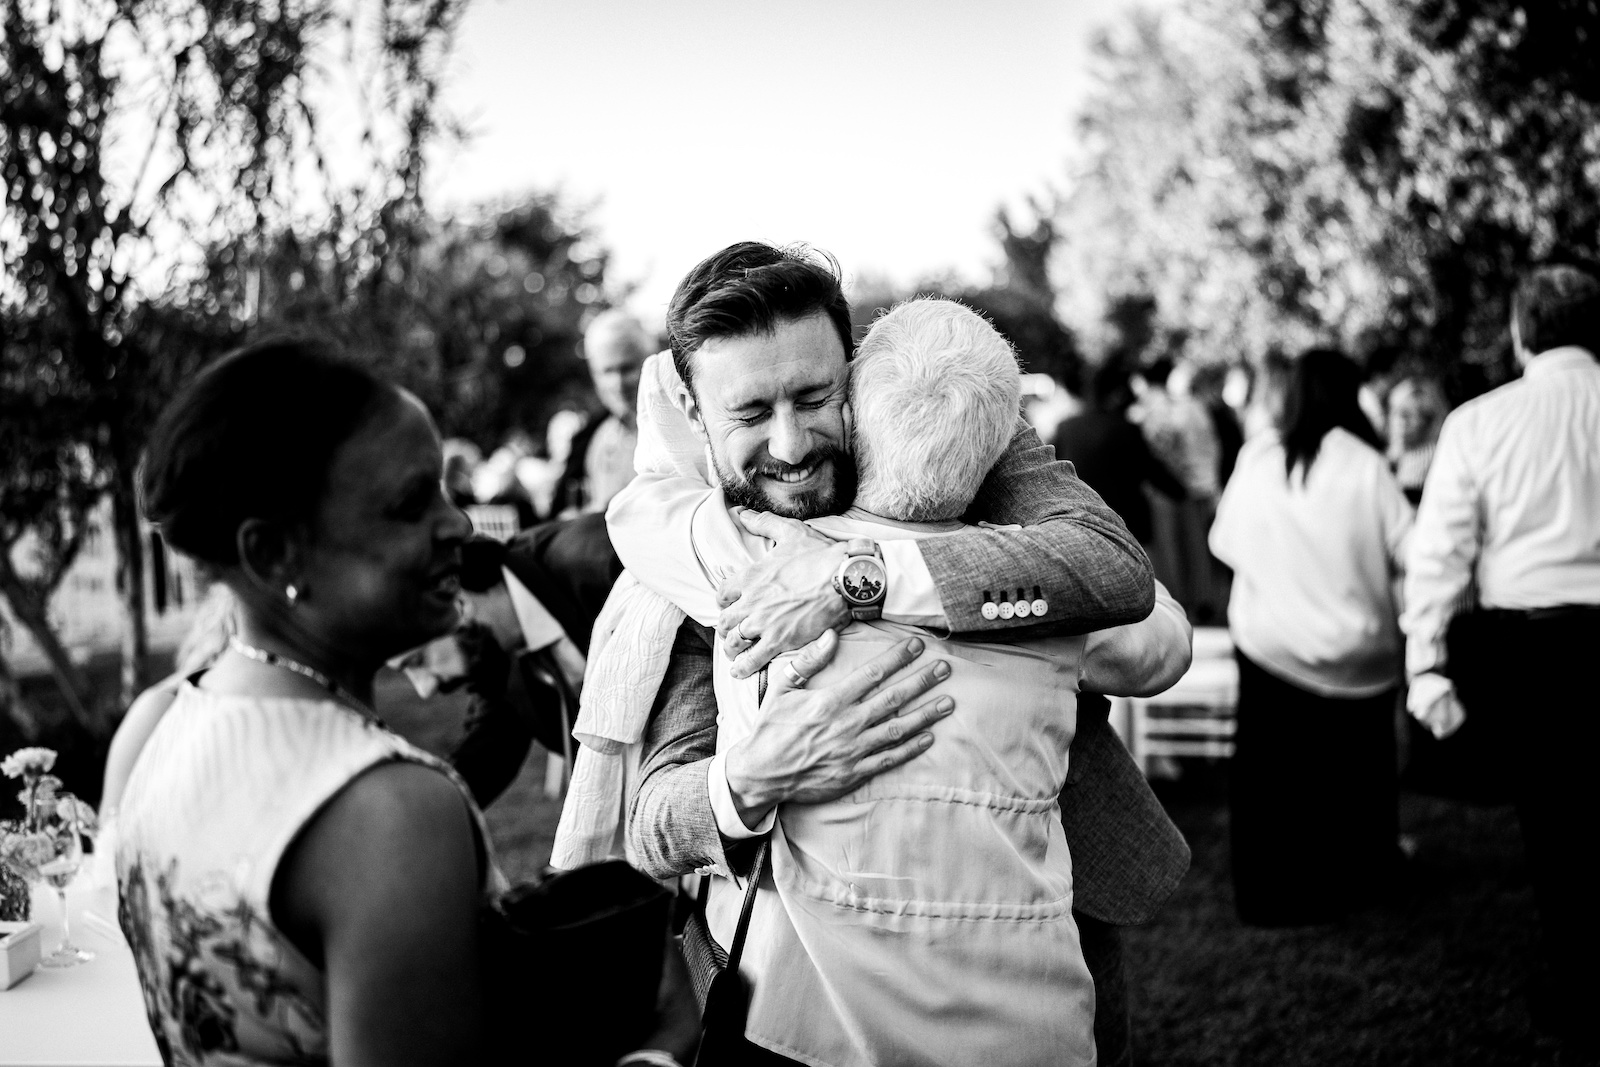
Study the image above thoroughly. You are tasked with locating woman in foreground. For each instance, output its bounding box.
[117,338,690,1066]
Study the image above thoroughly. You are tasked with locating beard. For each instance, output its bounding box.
[711,443,858,520]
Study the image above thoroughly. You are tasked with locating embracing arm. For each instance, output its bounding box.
[926,418,1154,634]
[1081,580,1192,697]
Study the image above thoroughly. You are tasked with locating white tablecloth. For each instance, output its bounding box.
[0,881,161,1067]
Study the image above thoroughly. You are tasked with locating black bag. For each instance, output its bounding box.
[480,860,673,1067]
[681,840,770,1067]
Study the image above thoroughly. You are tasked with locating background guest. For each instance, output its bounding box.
[1384,372,1450,507]
[554,309,652,515]
[1053,360,1187,549]
[1402,264,1600,1052]
[1210,348,1413,926]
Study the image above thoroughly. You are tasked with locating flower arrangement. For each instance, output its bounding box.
[1,747,96,921]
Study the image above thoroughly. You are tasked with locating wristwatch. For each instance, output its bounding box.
[832,538,888,621]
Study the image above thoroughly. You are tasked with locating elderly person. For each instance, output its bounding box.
[118,338,689,1067]
[556,309,653,514]
[1210,348,1412,926]
[697,299,1189,1066]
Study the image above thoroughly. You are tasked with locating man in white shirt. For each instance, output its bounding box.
[1402,263,1600,1050]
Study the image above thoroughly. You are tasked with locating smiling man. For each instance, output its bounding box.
[608,242,1190,1066]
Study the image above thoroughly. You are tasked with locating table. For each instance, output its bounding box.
[0,879,162,1067]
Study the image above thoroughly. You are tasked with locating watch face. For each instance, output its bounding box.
[839,558,886,605]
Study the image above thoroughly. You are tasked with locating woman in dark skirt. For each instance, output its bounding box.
[1210,349,1413,926]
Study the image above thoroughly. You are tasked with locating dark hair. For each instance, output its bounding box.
[665,241,854,392]
[1279,348,1383,480]
[1090,360,1135,415]
[1512,264,1600,356]
[140,337,397,567]
[1139,356,1174,387]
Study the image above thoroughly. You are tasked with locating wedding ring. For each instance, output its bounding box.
[734,619,754,646]
[781,660,808,689]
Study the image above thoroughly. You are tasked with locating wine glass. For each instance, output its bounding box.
[37,811,94,968]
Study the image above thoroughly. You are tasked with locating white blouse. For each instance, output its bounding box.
[1210,428,1413,698]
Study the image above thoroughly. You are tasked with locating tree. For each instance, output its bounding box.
[1052,0,1600,389]
[1,0,466,721]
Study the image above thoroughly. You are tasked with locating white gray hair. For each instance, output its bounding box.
[583,309,651,361]
[850,298,1021,522]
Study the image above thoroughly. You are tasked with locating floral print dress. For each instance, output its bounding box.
[115,683,495,1065]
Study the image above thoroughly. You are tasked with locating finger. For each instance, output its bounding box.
[856,659,951,725]
[856,695,955,753]
[734,509,813,543]
[848,730,937,784]
[716,602,752,641]
[822,637,926,708]
[730,633,783,679]
[761,631,839,694]
[716,577,741,610]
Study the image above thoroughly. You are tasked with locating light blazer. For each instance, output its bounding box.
[626,421,1190,925]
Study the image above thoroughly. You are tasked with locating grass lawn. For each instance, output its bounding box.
[1129,766,1589,1066]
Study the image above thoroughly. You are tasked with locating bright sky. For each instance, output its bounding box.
[428,0,1152,321]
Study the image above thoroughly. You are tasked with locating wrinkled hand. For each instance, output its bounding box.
[723,632,954,828]
[717,509,851,679]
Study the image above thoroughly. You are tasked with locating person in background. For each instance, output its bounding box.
[1210,348,1412,926]
[555,309,653,515]
[442,438,482,509]
[1242,351,1293,440]
[1385,373,1450,507]
[1052,360,1187,549]
[1403,264,1600,1052]
[1189,362,1245,488]
[1136,357,1225,622]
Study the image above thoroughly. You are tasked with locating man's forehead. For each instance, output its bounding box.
[694,315,847,406]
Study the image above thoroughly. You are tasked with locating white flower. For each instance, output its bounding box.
[57,795,98,835]
[1,747,57,779]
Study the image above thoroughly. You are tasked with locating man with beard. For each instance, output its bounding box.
[610,242,1189,1066]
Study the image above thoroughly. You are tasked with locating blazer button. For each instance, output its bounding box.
[1014,599,1032,618]
[1032,598,1049,616]
[981,601,1000,621]
[998,601,1016,620]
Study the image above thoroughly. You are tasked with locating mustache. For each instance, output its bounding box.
[748,448,842,478]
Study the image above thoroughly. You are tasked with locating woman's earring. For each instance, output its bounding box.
[286,585,299,605]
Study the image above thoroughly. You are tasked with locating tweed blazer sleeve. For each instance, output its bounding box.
[919,418,1154,635]
[626,618,742,881]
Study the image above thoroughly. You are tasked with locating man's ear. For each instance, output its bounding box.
[842,398,855,452]
[674,380,710,445]
[235,518,301,600]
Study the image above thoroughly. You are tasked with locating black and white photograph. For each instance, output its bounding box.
[3,1,1598,1064]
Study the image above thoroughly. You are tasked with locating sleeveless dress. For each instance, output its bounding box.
[114,682,499,1066]
[709,620,1097,1067]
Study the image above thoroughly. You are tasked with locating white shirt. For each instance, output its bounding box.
[1403,347,1600,681]
[1210,427,1412,698]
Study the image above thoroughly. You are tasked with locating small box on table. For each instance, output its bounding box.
[1,920,43,989]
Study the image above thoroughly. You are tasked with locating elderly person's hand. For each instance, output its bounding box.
[716,509,852,679]
[722,632,954,829]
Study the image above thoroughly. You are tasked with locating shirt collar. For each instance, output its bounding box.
[1525,346,1599,378]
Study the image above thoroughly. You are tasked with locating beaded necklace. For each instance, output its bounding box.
[227,636,384,728]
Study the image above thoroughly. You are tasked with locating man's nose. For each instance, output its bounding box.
[766,410,813,465]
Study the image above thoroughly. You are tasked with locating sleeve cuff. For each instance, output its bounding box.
[707,751,775,840]
[880,540,947,628]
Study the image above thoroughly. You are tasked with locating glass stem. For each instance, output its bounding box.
[58,887,72,949]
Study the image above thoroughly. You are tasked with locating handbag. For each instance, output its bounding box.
[480,860,674,1067]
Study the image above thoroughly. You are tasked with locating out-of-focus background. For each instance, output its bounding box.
[5,1,1599,1061]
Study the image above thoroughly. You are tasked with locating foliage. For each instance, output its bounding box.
[196,191,614,453]
[0,0,466,719]
[1053,0,1600,393]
